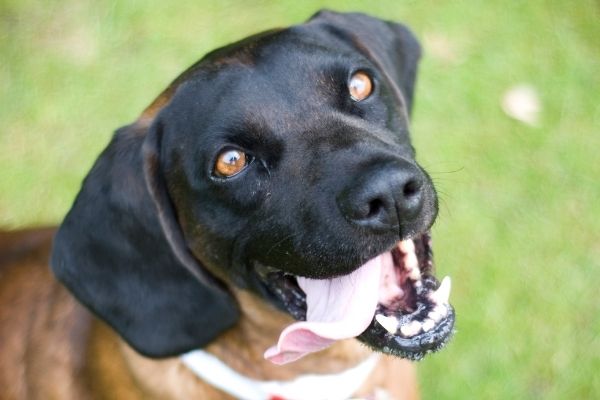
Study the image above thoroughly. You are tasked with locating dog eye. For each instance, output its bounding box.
[348,71,373,101]
[214,148,249,178]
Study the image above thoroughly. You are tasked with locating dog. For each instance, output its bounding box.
[0,10,454,400]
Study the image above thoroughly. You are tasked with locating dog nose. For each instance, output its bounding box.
[337,164,425,231]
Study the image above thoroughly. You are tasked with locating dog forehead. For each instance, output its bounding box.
[165,53,361,133]
[188,26,367,96]
[216,40,360,96]
[158,21,410,155]
[216,26,363,70]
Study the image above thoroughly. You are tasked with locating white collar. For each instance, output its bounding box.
[180,350,380,400]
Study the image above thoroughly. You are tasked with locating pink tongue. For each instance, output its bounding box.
[264,254,385,365]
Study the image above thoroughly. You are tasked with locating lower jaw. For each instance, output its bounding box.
[360,234,456,359]
[255,232,455,361]
[358,303,455,360]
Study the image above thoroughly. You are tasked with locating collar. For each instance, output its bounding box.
[180,350,380,400]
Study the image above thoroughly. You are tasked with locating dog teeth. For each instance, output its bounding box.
[375,314,399,334]
[407,265,421,281]
[429,276,451,305]
[377,311,447,337]
[428,310,442,323]
[404,252,418,272]
[421,318,435,332]
[399,239,421,281]
[433,304,448,317]
[400,320,422,337]
[398,239,415,254]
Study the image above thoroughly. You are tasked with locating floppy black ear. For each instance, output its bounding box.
[51,122,239,358]
[308,10,422,115]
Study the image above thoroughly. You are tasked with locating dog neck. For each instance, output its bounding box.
[113,289,376,399]
[180,349,380,400]
[204,289,375,380]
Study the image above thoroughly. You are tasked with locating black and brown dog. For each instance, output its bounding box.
[0,10,454,400]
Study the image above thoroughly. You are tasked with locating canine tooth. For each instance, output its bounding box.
[422,318,435,332]
[375,314,399,334]
[398,239,415,254]
[404,253,419,272]
[428,311,442,323]
[408,266,421,281]
[429,276,451,304]
[400,320,422,337]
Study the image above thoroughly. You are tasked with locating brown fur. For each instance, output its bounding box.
[0,229,418,399]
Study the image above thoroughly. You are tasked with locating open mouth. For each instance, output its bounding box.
[255,232,455,365]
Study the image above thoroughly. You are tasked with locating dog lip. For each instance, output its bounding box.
[358,305,455,359]
[253,231,455,361]
[357,233,455,360]
[254,262,307,321]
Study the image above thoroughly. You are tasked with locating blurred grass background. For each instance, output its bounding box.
[1,0,599,398]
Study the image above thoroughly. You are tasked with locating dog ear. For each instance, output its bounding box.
[308,10,421,115]
[51,121,239,358]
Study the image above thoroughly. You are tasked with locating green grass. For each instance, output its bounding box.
[1,0,599,398]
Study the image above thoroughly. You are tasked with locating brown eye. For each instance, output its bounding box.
[348,71,373,101]
[214,148,248,178]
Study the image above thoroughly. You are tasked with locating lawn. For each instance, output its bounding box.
[1,0,598,398]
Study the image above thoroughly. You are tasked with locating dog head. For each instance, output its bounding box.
[52,10,454,363]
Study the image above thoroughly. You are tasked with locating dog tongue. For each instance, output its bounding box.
[264,255,383,365]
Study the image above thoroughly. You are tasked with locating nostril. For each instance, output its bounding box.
[366,198,384,219]
[338,165,428,231]
[403,179,421,198]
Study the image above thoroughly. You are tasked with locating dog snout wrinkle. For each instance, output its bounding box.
[338,163,425,233]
